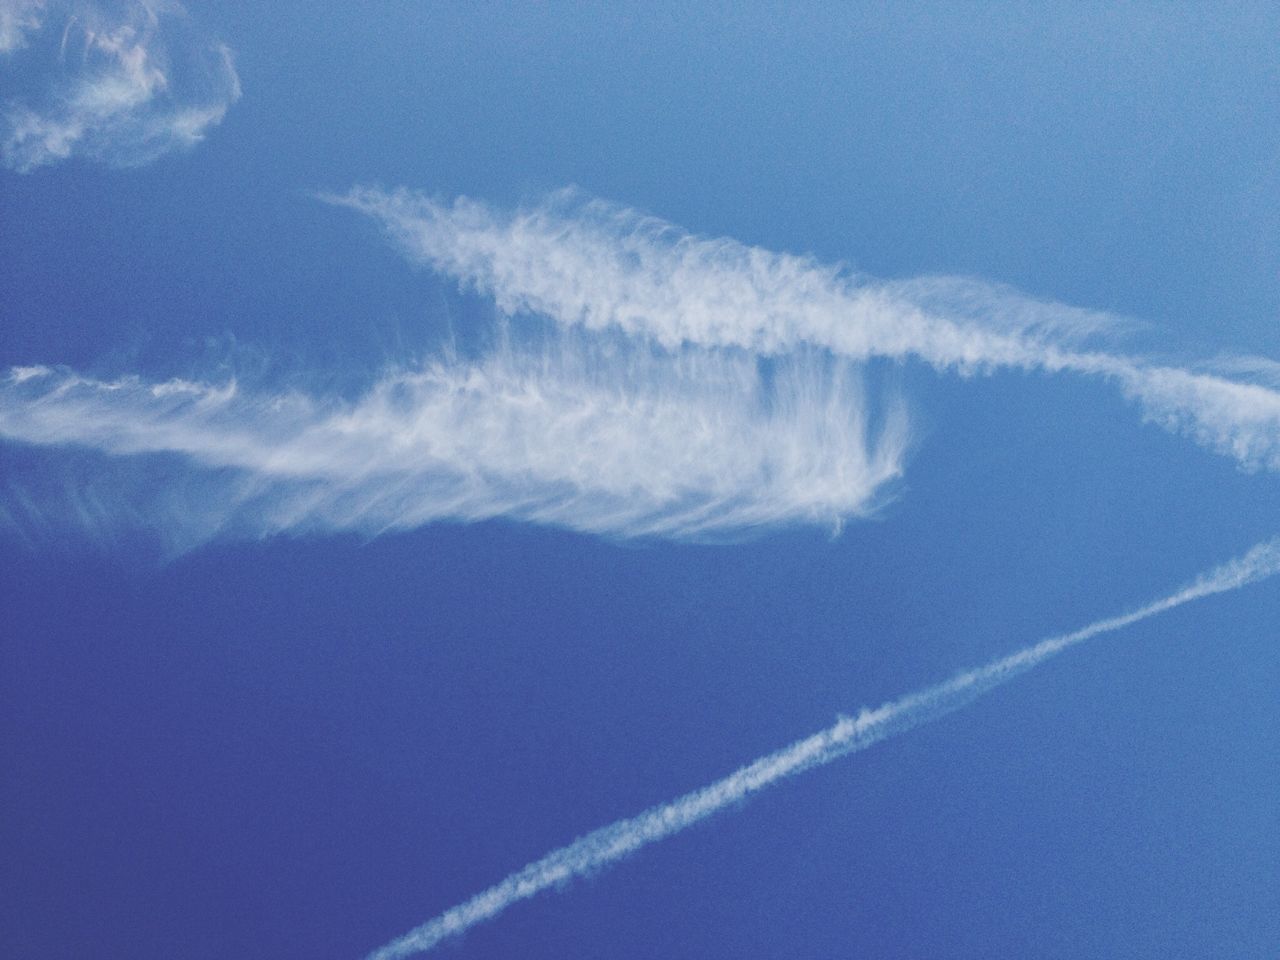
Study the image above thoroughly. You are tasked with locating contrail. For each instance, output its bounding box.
[365,536,1280,960]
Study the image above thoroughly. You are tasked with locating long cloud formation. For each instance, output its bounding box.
[0,339,906,544]
[363,536,1280,959]
[0,0,239,171]
[4,186,1280,547]
[331,188,1280,472]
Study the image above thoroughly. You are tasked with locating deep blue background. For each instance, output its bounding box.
[3,4,1278,958]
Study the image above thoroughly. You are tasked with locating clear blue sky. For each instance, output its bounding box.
[2,3,1278,958]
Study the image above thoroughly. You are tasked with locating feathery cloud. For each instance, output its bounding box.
[0,0,45,53]
[1,0,239,171]
[0,338,907,546]
[331,188,1280,471]
[6,186,1279,549]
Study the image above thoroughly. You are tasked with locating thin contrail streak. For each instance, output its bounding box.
[365,537,1280,960]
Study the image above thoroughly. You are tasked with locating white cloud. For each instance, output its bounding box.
[327,187,1054,368]
[331,188,1280,472]
[1115,364,1280,470]
[0,337,907,546]
[6,186,1278,549]
[0,0,46,53]
[5,186,1278,551]
[1,0,239,171]
[1202,353,1280,390]
[362,537,1280,959]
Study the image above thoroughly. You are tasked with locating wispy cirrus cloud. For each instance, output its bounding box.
[327,188,1116,367]
[0,337,906,547]
[0,0,239,172]
[331,188,1280,471]
[4,186,1279,550]
[0,0,45,53]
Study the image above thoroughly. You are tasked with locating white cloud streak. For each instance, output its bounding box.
[363,536,1280,960]
[0,337,907,544]
[331,188,1280,471]
[1,0,239,171]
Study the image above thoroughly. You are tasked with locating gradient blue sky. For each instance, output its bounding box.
[2,3,1278,958]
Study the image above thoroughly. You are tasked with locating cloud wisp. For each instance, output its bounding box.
[0,0,45,53]
[0,338,906,546]
[363,536,1280,960]
[6,186,1279,548]
[0,0,239,171]
[331,188,1280,472]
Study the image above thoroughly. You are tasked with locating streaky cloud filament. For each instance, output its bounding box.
[364,536,1280,959]
[331,188,1280,472]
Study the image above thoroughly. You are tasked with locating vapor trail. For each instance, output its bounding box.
[365,537,1280,960]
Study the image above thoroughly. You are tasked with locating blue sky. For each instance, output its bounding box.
[2,3,1279,958]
